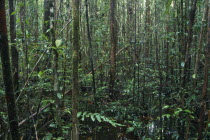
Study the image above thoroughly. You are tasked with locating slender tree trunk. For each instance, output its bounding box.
[35,0,39,43]
[145,0,151,58]
[51,0,62,136]
[155,34,163,140]
[132,1,137,106]
[9,0,19,96]
[19,0,28,81]
[182,0,198,87]
[155,3,162,140]
[72,0,80,139]
[193,0,208,87]
[85,0,97,110]
[109,0,117,98]
[198,3,210,139]
[0,0,20,139]
[165,17,169,82]
[43,0,51,38]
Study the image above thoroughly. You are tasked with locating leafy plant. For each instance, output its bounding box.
[77,111,124,127]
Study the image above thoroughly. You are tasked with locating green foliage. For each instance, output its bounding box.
[165,0,173,14]
[0,0,207,139]
[77,111,124,127]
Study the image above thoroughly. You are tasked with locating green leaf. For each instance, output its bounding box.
[177,108,182,111]
[46,29,51,33]
[165,0,173,14]
[184,109,192,113]
[166,0,173,9]
[42,100,55,106]
[81,115,85,121]
[49,123,56,128]
[38,71,43,78]
[192,74,196,79]
[83,111,87,116]
[181,62,185,67]
[126,127,134,133]
[77,112,82,118]
[163,105,169,109]
[110,121,116,127]
[163,114,171,118]
[11,11,17,15]
[101,116,107,121]
[86,113,92,117]
[45,133,53,140]
[57,93,62,99]
[174,108,182,116]
[91,114,95,122]
[190,115,195,119]
[95,115,102,122]
[56,39,63,47]
[0,89,4,95]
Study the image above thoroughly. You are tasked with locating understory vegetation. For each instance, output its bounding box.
[0,0,209,140]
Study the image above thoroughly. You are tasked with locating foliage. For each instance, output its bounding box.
[0,0,209,139]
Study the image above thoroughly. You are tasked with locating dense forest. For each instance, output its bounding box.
[0,0,209,139]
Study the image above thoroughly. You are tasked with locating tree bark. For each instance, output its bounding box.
[0,0,20,139]
[51,0,62,136]
[154,4,163,140]
[43,0,51,38]
[198,2,210,139]
[182,0,198,87]
[72,0,80,139]
[109,0,117,98]
[85,0,97,110]
[9,0,19,96]
[193,0,208,87]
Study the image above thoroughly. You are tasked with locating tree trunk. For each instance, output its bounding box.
[72,0,80,139]
[198,3,210,139]
[155,4,163,140]
[9,0,19,96]
[109,0,117,98]
[51,0,63,136]
[85,0,97,110]
[43,0,51,38]
[193,0,208,87]
[182,0,198,87]
[0,0,20,139]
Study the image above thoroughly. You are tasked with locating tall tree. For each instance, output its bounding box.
[182,0,198,86]
[198,2,210,139]
[85,0,97,110]
[9,0,19,96]
[109,0,117,98]
[72,0,80,139]
[51,0,63,136]
[0,0,20,139]
[154,3,163,140]
[193,0,208,87]
[43,0,51,38]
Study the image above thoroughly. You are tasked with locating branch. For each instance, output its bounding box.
[0,103,53,138]
[18,103,53,126]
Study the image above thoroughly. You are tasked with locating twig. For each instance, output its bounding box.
[18,103,52,126]
[0,103,53,138]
